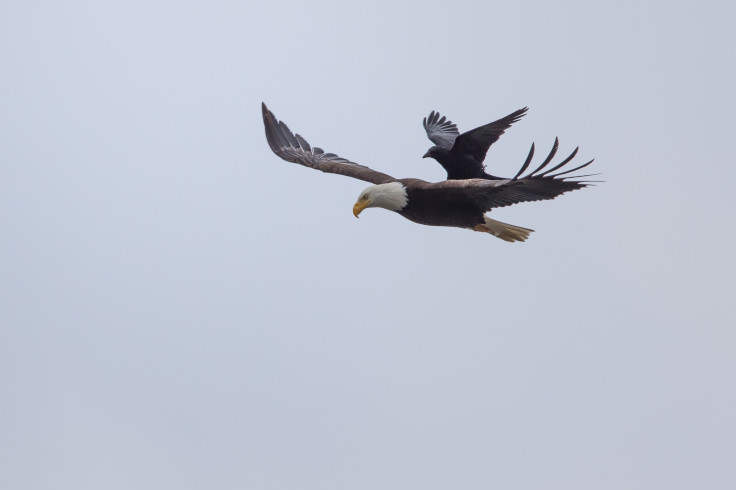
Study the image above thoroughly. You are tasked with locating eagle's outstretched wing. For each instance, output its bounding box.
[263,103,396,185]
[423,111,459,149]
[451,107,529,164]
[429,139,595,209]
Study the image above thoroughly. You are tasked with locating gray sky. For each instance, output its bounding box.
[2,1,734,489]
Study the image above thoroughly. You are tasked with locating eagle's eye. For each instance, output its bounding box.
[362,195,369,201]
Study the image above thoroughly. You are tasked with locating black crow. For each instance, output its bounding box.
[422,108,529,179]
[422,109,590,187]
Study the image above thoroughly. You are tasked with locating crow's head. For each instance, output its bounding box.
[422,145,448,160]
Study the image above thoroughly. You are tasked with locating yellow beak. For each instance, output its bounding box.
[353,200,370,218]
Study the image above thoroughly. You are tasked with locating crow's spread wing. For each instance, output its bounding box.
[263,103,396,185]
[430,138,595,209]
[423,111,459,149]
[451,107,528,163]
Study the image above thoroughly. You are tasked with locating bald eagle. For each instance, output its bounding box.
[262,103,594,242]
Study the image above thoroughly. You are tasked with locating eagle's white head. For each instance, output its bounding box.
[353,182,408,217]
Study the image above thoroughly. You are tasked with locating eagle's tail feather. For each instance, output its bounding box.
[479,217,534,242]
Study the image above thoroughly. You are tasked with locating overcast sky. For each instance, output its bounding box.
[2,1,735,489]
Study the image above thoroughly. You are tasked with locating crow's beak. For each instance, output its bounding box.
[422,151,431,158]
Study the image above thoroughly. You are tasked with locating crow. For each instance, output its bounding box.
[422,108,530,179]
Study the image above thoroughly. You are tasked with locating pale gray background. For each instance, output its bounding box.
[2,1,734,489]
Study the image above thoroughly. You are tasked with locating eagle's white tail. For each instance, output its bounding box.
[476,216,534,242]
